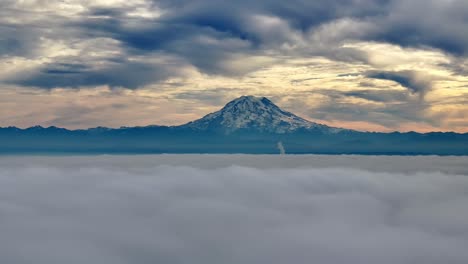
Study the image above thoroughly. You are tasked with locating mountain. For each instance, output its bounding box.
[1,95,468,155]
[181,95,343,134]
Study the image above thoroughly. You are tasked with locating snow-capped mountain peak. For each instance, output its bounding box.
[182,95,343,134]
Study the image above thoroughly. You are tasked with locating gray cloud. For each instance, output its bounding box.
[2,0,468,89]
[8,59,183,89]
[1,155,468,264]
[0,24,40,57]
[370,0,468,56]
[172,88,247,105]
[366,70,433,96]
[343,89,410,103]
[279,89,431,129]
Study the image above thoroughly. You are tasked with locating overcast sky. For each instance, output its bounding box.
[1,0,467,132]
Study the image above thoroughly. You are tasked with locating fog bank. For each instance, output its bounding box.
[1,155,468,264]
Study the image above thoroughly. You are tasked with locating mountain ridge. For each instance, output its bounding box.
[1,95,349,134]
[1,95,468,155]
[0,95,466,135]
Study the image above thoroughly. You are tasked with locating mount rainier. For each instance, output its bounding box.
[182,96,343,134]
[1,96,467,155]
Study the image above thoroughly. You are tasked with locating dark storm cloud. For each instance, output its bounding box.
[0,24,44,57]
[1,155,468,264]
[9,59,182,89]
[150,0,468,56]
[72,0,385,65]
[2,0,468,89]
[366,70,432,95]
[70,10,256,74]
[370,0,468,56]
[155,0,391,31]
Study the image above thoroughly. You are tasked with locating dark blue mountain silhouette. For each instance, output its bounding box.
[1,96,467,155]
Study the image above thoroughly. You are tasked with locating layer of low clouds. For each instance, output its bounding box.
[1,155,468,264]
[0,0,468,131]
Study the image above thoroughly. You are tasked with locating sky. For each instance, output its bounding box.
[1,155,468,264]
[0,0,467,132]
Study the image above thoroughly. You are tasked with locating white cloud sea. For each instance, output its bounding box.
[1,155,468,264]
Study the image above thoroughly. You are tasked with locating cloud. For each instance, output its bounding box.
[370,0,468,56]
[365,70,433,96]
[2,0,468,89]
[172,88,237,104]
[343,89,410,103]
[280,89,432,130]
[9,59,185,89]
[1,155,468,264]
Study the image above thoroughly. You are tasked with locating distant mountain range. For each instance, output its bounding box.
[1,96,467,155]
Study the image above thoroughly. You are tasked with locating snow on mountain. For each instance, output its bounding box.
[182,95,344,134]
